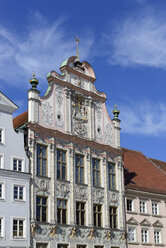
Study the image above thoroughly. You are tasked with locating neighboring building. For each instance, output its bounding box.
[14,56,126,248]
[123,148,166,247]
[0,92,30,248]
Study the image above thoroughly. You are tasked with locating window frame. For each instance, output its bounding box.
[141,229,149,243]
[12,218,25,239]
[37,144,47,177]
[0,217,4,238]
[154,230,161,244]
[128,227,136,242]
[140,200,146,213]
[108,162,116,190]
[92,158,101,187]
[0,182,5,200]
[13,185,24,201]
[75,154,84,184]
[127,199,133,212]
[152,202,159,215]
[36,196,48,223]
[109,206,117,229]
[57,149,67,180]
[93,204,102,227]
[76,201,86,226]
[0,128,4,145]
[57,199,67,224]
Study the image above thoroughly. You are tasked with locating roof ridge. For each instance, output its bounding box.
[146,156,166,176]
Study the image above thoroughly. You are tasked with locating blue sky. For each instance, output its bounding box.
[1,0,166,161]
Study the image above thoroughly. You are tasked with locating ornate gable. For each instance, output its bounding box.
[126,217,138,225]
[153,220,163,228]
[140,218,151,227]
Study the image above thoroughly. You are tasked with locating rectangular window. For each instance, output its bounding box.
[152,202,158,215]
[75,154,84,184]
[140,201,146,213]
[0,155,2,168]
[14,186,24,200]
[37,144,47,176]
[93,204,102,227]
[0,129,4,144]
[13,219,24,238]
[76,202,85,226]
[110,206,117,229]
[58,245,68,248]
[0,218,2,237]
[108,163,116,190]
[57,149,66,180]
[127,199,133,212]
[128,228,135,242]
[142,229,148,243]
[36,196,47,222]
[36,243,48,248]
[0,130,2,143]
[57,199,67,224]
[154,230,161,244]
[13,159,22,171]
[77,245,86,248]
[92,158,100,186]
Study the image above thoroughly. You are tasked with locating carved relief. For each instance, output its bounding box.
[55,85,63,107]
[50,225,58,237]
[69,227,77,239]
[105,123,113,145]
[94,101,102,120]
[93,188,104,203]
[75,185,88,201]
[55,111,64,128]
[55,85,64,129]
[72,94,88,137]
[55,181,70,198]
[74,77,85,89]
[42,101,53,126]
[96,125,102,140]
[35,177,50,194]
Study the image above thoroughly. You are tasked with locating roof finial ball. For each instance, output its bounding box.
[29,71,39,90]
[112,104,120,120]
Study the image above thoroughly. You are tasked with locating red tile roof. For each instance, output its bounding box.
[13,111,28,129]
[123,148,166,195]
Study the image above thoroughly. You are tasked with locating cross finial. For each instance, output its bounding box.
[75,36,80,61]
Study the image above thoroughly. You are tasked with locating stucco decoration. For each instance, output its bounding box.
[73,77,85,89]
[93,188,104,203]
[105,123,113,145]
[55,85,63,107]
[56,111,64,128]
[42,101,53,126]
[55,181,70,198]
[35,177,50,194]
[108,191,118,204]
[72,95,88,137]
[75,185,88,201]
[94,101,102,120]
[50,225,58,237]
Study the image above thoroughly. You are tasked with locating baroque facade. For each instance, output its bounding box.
[14,56,126,248]
[0,92,30,248]
[123,148,166,247]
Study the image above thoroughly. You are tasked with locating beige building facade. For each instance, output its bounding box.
[14,56,126,248]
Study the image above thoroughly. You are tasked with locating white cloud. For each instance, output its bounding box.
[0,12,94,88]
[117,101,166,136]
[104,9,166,69]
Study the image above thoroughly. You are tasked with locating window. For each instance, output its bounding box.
[152,202,158,215]
[92,158,100,186]
[36,243,48,248]
[154,230,161,244]
[0,129,4,144]
[14,186,24,200]
[77,245,86,248]
[0,130,2,143]
[57,199,67,224]
[0,184,2,199]
[0,218,3,237]
[37,144,47,176]
[75,154,84,183]
[13,219,24,238]
[93,204,102,227]
[57,149,66,180]
[58,245,68,248]
[141,229,148,243]
[0,183,4,199]
[127,199,133,212]
[0,155,3,168]
[108,163,116,190]
[109,206,117,229]
[13,159,23,171]
[128,228,135,242]
[36,196,47,222]
[76,202,85,226]
[140,201,146,213]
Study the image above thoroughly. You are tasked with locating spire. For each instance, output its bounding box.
[75,36,80,61]
[112,104,120,119]
[29,71,39,90]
